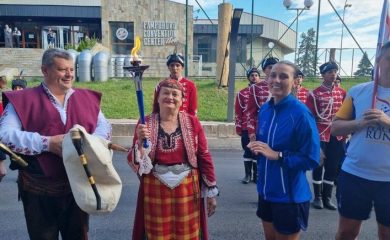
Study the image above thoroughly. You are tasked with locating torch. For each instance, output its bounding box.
[123,36,149,148]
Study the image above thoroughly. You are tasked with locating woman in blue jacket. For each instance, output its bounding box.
[248,61,320,240]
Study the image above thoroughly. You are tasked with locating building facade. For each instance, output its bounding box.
[0,0,295,77]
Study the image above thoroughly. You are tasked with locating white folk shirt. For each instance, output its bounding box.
[0,83,112,155]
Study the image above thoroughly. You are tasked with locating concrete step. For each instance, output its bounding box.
[109,119,241,150]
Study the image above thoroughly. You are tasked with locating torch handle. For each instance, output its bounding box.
[136,90,149,148]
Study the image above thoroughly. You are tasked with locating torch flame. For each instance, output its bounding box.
[131,36,142,60]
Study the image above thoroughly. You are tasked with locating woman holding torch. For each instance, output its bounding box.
[128,79,218,240]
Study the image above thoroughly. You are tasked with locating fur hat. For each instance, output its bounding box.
[166,54,185,67]
[260,57,279,71]
[319,62,339,74]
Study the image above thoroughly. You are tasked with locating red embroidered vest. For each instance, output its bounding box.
[4,85,101,179]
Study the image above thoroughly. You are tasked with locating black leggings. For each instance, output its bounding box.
[313,136,345,182]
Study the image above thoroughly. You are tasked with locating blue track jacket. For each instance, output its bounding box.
[256,94,320,203]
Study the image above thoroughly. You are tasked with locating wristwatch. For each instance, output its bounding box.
[278,151,284,165]
[278,151,283,160]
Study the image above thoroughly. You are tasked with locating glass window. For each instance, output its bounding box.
[196,35,216,63]
[110,22,134,55]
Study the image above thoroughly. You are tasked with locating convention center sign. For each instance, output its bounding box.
[143,21,177,46]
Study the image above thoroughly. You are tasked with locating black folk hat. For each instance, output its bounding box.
[166,53,185,67]
[246,67,261,79]
[319,62,339,74]
[260,57,279,71]
[11,79,27,90]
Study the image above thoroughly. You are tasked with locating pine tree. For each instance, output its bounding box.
[354,52,372,76]
[297,28,317,76]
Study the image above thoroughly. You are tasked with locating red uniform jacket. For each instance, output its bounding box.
[235,86,251,135]
[246,80,271,135]
[306,84,346,142]
[296,86,309,104]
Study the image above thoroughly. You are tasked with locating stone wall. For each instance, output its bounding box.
[109,119,240,149]
[0,48,44,77]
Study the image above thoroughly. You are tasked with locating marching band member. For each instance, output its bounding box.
[306,61,346,210]
[152,53,198,116]
[128,79,218,240]
[235,67,261,184]
[293,69,309,104]
[0,48,111,239]
[246,57,278,141]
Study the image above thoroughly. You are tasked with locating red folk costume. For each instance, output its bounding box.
[306,84,346,142]
[296,85,309,104]
[153,77,198,116]
[235,86,251,135]
[128,112,217,240]
[246,80,271,135]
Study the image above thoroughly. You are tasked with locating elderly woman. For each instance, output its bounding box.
[128,78,218,240]
[248,61,320,240]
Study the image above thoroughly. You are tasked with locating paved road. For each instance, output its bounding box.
[0,150,377,239]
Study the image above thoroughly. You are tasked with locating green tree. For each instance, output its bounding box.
[354,52,372,76]
[297,28,317,76]
[64,36,99,52]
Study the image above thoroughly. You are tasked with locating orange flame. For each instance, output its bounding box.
[131,36,142,60]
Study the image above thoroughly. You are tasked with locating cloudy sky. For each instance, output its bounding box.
[171,0,385,75]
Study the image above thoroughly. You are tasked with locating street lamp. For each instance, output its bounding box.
[283,0,313,64]
[314,0,321,77]
[227,8,243,122]
[339,0,352,71]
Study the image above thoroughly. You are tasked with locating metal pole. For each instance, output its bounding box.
[185,0,188,77]
[314,0,321,77]
[295,9,299,63]
[351,48,355,76]
[339,0,351,70]
[250,0,254,66]
[227,9,242,122]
